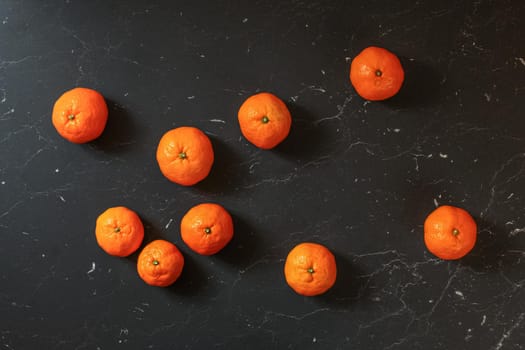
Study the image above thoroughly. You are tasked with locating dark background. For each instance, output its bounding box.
[1,0,525,349]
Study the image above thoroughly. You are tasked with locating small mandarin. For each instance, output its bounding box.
[52,87,108,143]
[156,126,214,186]
[137,240,184,287]
[95,206,144,257]
[350,46,405,101]
[424,205,477,260]
[284,242,337,296]
[180,203,234,255]
[238,92,292,149]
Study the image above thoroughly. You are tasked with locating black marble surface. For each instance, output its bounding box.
[1,0,525,349]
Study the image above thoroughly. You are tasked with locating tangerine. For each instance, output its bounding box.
[350,46,404,101]
[284,242,337,296]
[156,126,214,186]
[137,240,185,287]
[238,92,292,149]
[180,203,234,255]
[52,87,108,143]
[95,206,144,257]
[424,205,477,260]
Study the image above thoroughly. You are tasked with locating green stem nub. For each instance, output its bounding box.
[152,260,159,266]
[375,69,382,77]
[68,114,76,120]
[204,227,211,234]
[261,116,269,124]
[452,228,460,236]
[114,227,121,233]
[307,267,314,274]
[179,152,187,159]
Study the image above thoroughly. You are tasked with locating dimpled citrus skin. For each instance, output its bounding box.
[284,242,337,296]
[350,46,405,101]
[180,203,234,255]
[238,92,292,149]
[156,126,214,186]
[137,240,184,287]
[52,87,108,143]
[424,205,477,260]
[95,206,144,257]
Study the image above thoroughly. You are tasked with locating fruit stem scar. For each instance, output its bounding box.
[68,114,75,120]
[261,116,269,124]
[204,227,211,234]
[114,227,121,233]
[452,228,460,236]
[179,152,187,159]
[375,69,382,77]
[152,260,159,266]
[307,267,314,274]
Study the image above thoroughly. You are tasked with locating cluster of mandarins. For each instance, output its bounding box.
[51,47,477,296]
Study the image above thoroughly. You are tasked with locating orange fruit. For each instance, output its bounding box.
[238,92,292,149]
[52,87,108,143]
[284,242,337,296]
[424,205,477,260]
[95,206,144,257]
[180,203,234,255]
[349,46,405,101]
[156,126,214,186]
[137,240,185,287]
